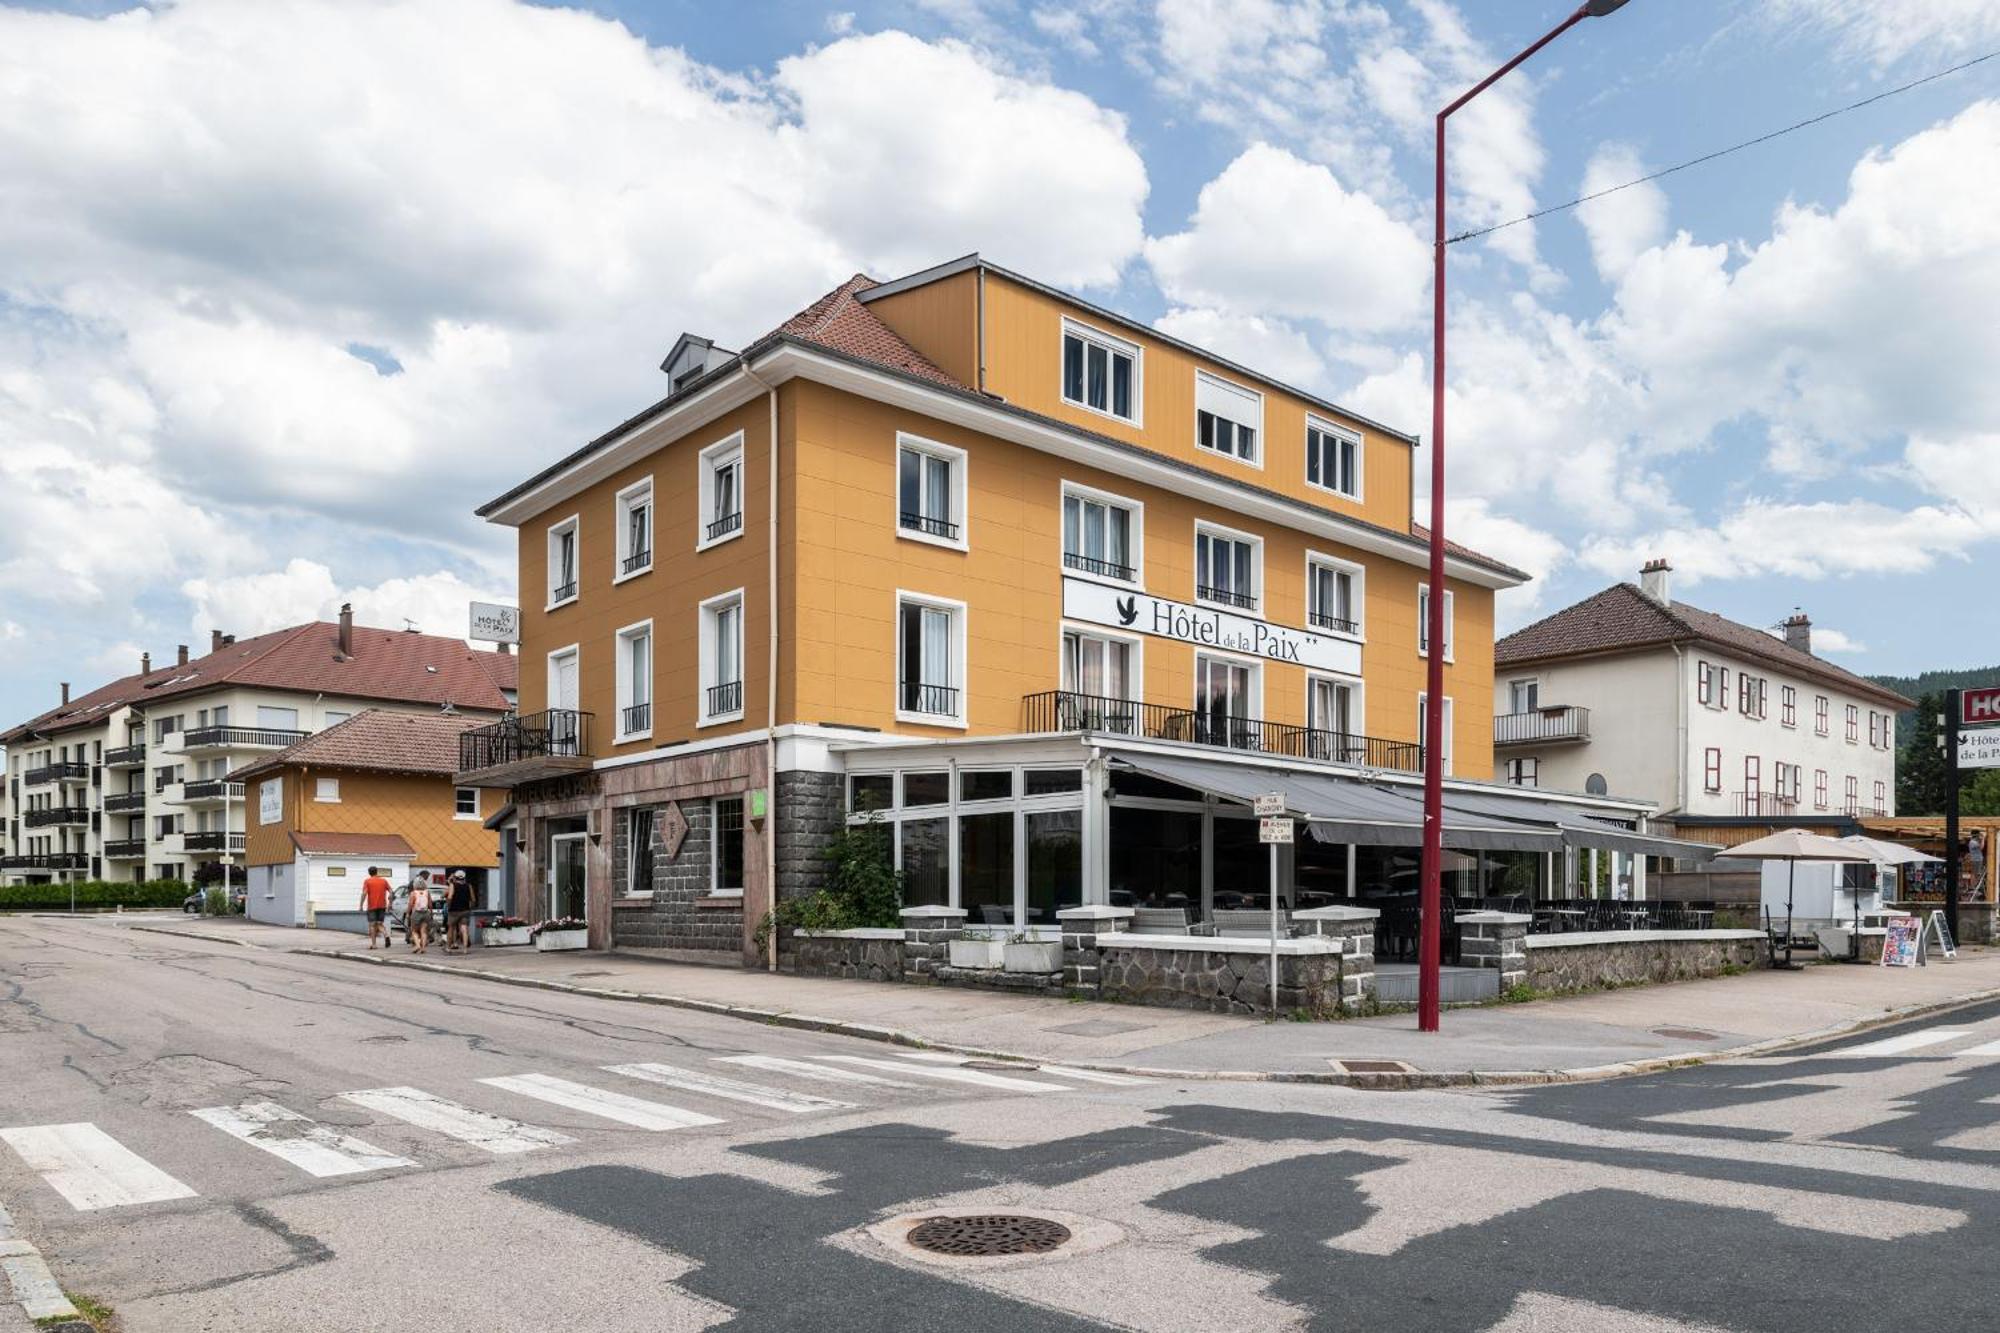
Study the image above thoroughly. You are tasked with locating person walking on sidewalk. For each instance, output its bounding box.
[444,870,475,954]
[402,870,434,948]
[406,875,434,954]
[359,868,392,950]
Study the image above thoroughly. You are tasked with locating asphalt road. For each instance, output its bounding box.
[3,914,1998,1332]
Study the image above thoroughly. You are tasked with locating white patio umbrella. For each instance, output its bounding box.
[1836,836,1944,951]
[1720,829,1872,967]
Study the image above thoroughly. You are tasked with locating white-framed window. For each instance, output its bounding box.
[1194,522,1260,613]
[546,514,580,608]
[1417,584,1455,662]
[1845,704,1859,744]
[1305,552,1363,636]
[615,478,653,580]
[1060,318,1139,424]
[1873,780,1887,809]
[1781,685,1797,729]
[1508,678,1541,713]
[314,778,340,803]
[627,806,655,896]
[1417,692,1455,775]
[615,618,654,741]
[1194,371,1262,465]
[257,705,299,731]
[547,644,581,717]
[1195,652,1260,744]
[697,432,745,550]
[1305,417,1361,499]
[1060,482,1141,585]
[454,788,480,819]
[895,433,968,551]
[896,591,967,727]
[1505,757,1539,788]
[1737,674,1767,719]
[711,796,746,896]
[1307,672,1364,763]
[698,592,744,726]
[323,710,352,728]
[1060,626,1137,702]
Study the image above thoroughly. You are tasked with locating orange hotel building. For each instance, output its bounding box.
[460,255,1665,961]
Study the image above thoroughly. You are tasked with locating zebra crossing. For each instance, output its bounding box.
[1835,1026,2000,1058]
[0,1048,1147,1213]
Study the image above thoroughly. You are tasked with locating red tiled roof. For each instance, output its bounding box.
[770,274,963,388]
[1496,582,1915,709]
[290,831,416,858]
[0,666,159,745]
[234,710,487,783]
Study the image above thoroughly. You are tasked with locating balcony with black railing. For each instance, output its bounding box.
[24,762,89,787]
[1021,690,1423,772]
[621,702,652,735]
[1063,551,1136,582]
[180,726,310,751]
[180,779,245,804]
[183,831,246,854]
[899,511,959,542]
[104,743,147,768]
[620,548,652,575]
[456,708,593,786]
[706,510,743,543]
[1307,609,1360,635]
[103,791,148,813]
[0,851,88,872]
[550,579,578,604]
[1493,705,1591,747]
[103,838,146,860]
[899,681,960,719]
[705,681,743,718]
[24,806,90,828]
[1195,585,1257,612]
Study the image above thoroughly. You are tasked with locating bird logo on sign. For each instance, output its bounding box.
[1115,595,1138,626]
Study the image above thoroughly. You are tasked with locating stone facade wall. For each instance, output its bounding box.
[608,799,746,953]
[775,771,843,904]
[1096,944,1346,1017]
[1525,933,1767,994]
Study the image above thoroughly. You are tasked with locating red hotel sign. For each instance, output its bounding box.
[1965,687,2000,727]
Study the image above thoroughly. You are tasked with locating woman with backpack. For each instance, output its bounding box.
[407,875,434,954]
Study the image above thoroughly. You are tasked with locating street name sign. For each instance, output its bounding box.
[1253,792,1286,817]
[1963,686,2000,727]
[1958,728,2000,771]
[1259,817,1294,844]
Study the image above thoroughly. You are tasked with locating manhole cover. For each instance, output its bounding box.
[1652,1027,1718,1042]
[906,1214,1073,1257]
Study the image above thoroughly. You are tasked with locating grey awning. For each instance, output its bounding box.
[1425,787,1715,861]
[1107,750,1561,853]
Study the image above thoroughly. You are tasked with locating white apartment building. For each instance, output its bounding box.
[0,608,516,886]
[1490,560,1911,833]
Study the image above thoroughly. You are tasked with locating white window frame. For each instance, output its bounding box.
[698,591,746,728]
[697,432,746,552]
[546,643,581,715]
[894,432,970,552]
[1417,584,1455,663]
[454,788,480,820]
[1058,480,1143,588]
[614,617,655,742]
[1303,550,1365,640]
[545,514,580,610]
[1417,692,1456,775]
[895,590,969,730]
[1304,415,1363,501]
[1194,370,1263,469]
[1059,317,1142,426]
[1058,621,1143,703]
[613,477,654,583]
[1194,649,1263,726]
[1505,757,1539,788]
[1815,694,1830,736]
[1507,677,1541,714]
[710,795,746,897]
[1193,520,1263,615]
[1306,671,1365,752]
[314,777,340,804]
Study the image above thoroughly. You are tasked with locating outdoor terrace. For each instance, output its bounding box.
[1023,690,1422,772]
[456,708,594,787]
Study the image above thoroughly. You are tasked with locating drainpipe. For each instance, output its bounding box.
[975,265,987,395]
[739,359,781,972]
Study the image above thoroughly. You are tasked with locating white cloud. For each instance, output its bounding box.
[1150,307,1329,390]
[1767,0,2000,68]
[1576,143,1667,282]
[1806,627,1867,655]
[1145,144,1428,331]
[181,559,509,645]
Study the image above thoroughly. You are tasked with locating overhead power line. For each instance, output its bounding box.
[1446,48,2000,246]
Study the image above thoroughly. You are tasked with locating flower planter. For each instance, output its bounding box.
[484,926,532,947]
[1002,940,1062,974]
[948,938,1005,970]
[533,928,588,953]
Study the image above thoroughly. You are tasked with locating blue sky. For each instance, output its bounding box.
[0,0,1996,727]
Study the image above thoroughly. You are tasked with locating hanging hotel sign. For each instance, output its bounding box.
[1962,686,2000,727]
[468,602,521,644]
[1958,727,2000,771]
[1061,577,1361,676]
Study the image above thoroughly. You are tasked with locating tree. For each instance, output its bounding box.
[1963,768,2000,818]
[1897,692,1949,816]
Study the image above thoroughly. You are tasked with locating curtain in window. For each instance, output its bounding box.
[924,453,950,523]
[921,606,951,687]
[715,605,739,687]
[628,633,650,705]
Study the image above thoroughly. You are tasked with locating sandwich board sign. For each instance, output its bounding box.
[1923,911,1957,961]
[1881,916,1922,968]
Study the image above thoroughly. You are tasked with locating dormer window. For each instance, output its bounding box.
[1061,319,1139,424]
[546,516,579,608]
[1306,418,1361,499]
[1195,371,1261,465]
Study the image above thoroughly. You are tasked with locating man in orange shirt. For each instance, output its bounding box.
[359,867,393,950]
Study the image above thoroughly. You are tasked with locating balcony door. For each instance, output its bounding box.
[550,649,579,712]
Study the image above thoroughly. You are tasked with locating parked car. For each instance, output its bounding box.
[183,886,247,914]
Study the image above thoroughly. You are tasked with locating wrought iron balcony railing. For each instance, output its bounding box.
[899,682,960,718]
[1735,791,1799,818]
[706,510,743,542]
[1307,609,1360,635]
[457,709,592,774]
[899,511,959,541]
[620,548,652,575]
[1063,551,1137,582]
[1195,584,1257,611]
[621,702,652,735]
[1021,690,1422,772]
[705,681,743,718]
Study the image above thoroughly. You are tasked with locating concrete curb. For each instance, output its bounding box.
[123,924,2000,1090]
[0,1203,81,1325]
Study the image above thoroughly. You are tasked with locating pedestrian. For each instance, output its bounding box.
[407,874,434,954]
[402,870,432,948]
[359,867,392,950]
[445,870,476,954]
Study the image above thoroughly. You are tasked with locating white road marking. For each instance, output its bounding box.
[820,1055,1071,1092]
[479,1074,724,1131]
[0,1123,197,1211]
[1842,1029,1973,1057]
[188,1101,416,1178]
[337,1087,574,1154]
[715,1055,918,1088]
[1951,1039,2000,1059]
[888,1051,1147,1086]
[605,1063,854,1113]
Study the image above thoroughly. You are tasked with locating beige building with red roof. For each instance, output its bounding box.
[1,608,517,888]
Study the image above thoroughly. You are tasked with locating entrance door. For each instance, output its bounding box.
[550,833,587,920]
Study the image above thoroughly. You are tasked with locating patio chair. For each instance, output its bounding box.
[1131,907,1192,936]
[1211,909,1292,938]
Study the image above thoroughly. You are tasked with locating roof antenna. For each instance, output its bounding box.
[403,618,419,633]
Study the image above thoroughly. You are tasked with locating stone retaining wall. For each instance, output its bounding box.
[1095,939,1346,1017]
[1887,901,1995,945]
[781,929,904,983]
[1524,930,1768,993]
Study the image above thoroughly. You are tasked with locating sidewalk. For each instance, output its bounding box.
[112,915,2000,1086]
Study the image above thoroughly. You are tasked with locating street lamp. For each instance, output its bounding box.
[1418,0,1635,1033]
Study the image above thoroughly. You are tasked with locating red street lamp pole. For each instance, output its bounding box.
[1420,0,1633,1033]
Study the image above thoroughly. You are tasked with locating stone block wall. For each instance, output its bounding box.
[1524,932,1768,994]
[1458,911,1529,992]
[783,931,904,983]
[1096,943,1346,1017]
[613,800,743,953]
[775,771,842,904]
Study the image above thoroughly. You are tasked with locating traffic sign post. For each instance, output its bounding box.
[1257,795,1289,1015]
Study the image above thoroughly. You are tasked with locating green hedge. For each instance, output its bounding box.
[0,879,189,911]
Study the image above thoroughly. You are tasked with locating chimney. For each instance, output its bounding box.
[59,682,69,705]
[1639,558,1672,607]
[210,629,224,653]
[141,651,152,675]
[1782,611,1811,655]
[176,644,189,667]
[497,641,512,656]
[337,603,354,658]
